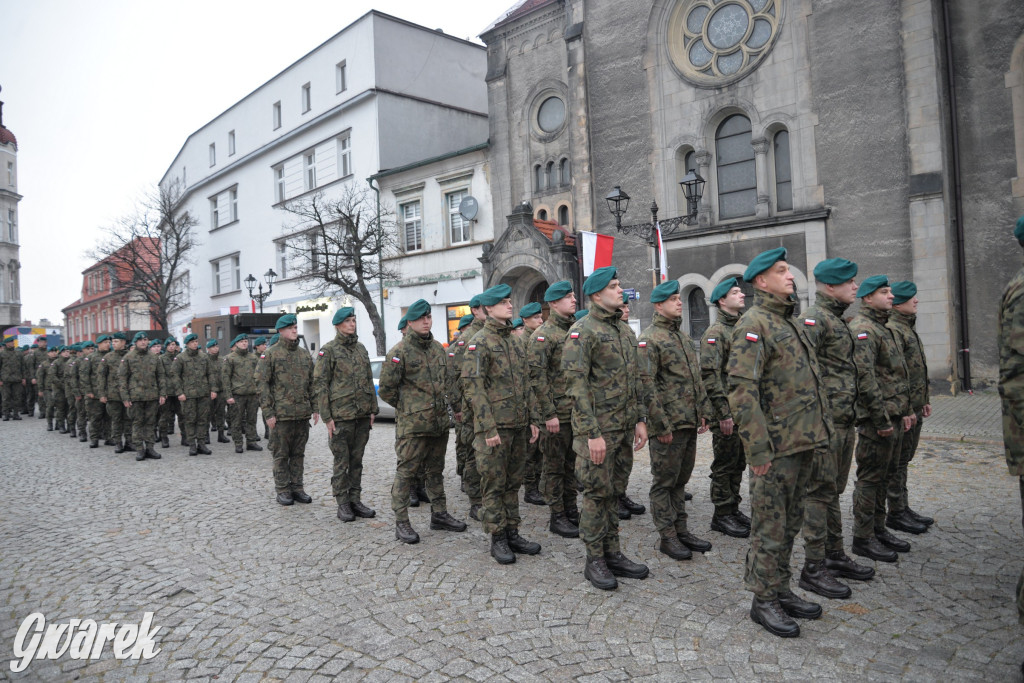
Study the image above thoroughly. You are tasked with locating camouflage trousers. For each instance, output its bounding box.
[541,422,577,515]
[392,433,449,522]
[24,382,36,414]
[745,449,813,600]
[66,395,77,430]
[51,389,67,424]
[1017,477,1024,625]
[271,419,309,494]
[229,394,259,446]
[180,397,211,445]
[887,412,923,514]
[475,427,529,535]
[802,424,855,560]
[160,396,182,436]
[458,418,482,504]
[523,438,542,491]
[89,397,111,442]
[612,435,635,501]
[329,417,371,504]
[575,430,633,558]
[129,400,160,448]
[77,397,88,435]
[106,400,128,442]
[210,394,227,431]
[1,382,22,418]
[709,429,746,516]
[649,428,698,538]
[41,390,54,420]
[852,420,903,538]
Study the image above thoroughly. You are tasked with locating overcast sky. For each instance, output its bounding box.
[1,0,512,325]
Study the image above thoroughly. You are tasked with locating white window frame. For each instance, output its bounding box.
[209,143,216,167]
[272,101,282,130]
[210,254,240,295]
[400,200,423,253]
[228,130,236,156]
[6,161,12,186]
[304,151,316,190]
[338,134,352,178]
[301,83,311,113]
[276,241,289,279]
[6,209,15,242]
[229,187,238,222]
[336,61,347,93]
[274,165,285,203]
[211,196,220,229]
[446,189,470,245]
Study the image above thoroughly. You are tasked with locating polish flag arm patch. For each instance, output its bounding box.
[260,354,266,359]
[706,338,716,344]
[457,341,465,346]
[745,332,759,342]
[391,356,401,363]
[318,350,325,356]
[570,332,580,339]
[467,345,476,351]
[638,341,647,348]
[536,336,545,342]
[448,352,455,357]
[804,319,816,326]
[857,332,869,340]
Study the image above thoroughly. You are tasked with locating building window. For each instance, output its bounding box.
[338,134,352,178]
[7,209,15,242]
[274,166,285,203]
[558,205,569,226]
[537,209,548,221]
[273,101,282,130]
[211,197,220,229]
[6,161,12,186]
[773,129,793,212]
[209,143,216,167]
[688,287,710,338]
[211,255,240,294]
[204,324,212,340]
[716,114,756,219]
[559,158,570,186]
[447,190,470,245]
[301,83,311,113]
[114,307,120,330]
[228,130,236,156]
[9,264,18,303]
[277,241,289,279]
[336,61,347,93]
[534,165,543,192]
[545,161,554,189]
[229,188,238,222]
[304,152,316,190]
[401,201,423,252]
[537,96,566,133]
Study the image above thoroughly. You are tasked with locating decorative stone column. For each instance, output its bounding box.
[695,150,712,226]
[752,137,771,218]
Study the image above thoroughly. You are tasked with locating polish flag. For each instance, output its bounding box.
[655,222,668,282]
[580,231,614,276]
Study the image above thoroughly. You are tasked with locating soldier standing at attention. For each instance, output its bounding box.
[463,284,542,565]
[64,344,82,438]
[160,338,185,447]
[50,346,70,433]
[313,307,378,522]
[84,335,112,448]
[37,346,57,429]
[997,215,1024,676]
[529,281,581,538]
[562,267,650,590]
[119,332,167,461]
[797,259,874,601]
[640,280,714,561]
[171,334,217,456]
[0,335,26,420]
[99,332,130,452]
[728,248,832,638]
[28,335,48,417]
[222,334,262,454]
[701,278,750,539]
[518,301,546,507]
[885,281,934,534]
[251,336,269,441]
[380,299,467,542]
[614,293,647,520]
[76,340,98,442]
[449,298,486,518]
[256,314,318,506]
[849,275,915,562]
[206,339,230,444]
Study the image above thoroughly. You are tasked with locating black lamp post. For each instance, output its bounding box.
[244,268,277,314]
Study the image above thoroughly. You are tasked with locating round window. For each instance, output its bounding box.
[537,96,566,133]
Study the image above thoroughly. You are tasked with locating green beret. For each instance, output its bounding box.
[710,277,739,303]
[511,318,524,329]
[165,336,178,346]
[112,332,127,341]
[81,340,96,349]
[583,266,617,296]
[457,314,474,330]
[183,333,198,344]
[519,302,542,318]
[230,333,248,347]
[856,274,890,298]
[332,307,355,325]
[478,283,512,307]
[650,280,681,303]
[2,335,13,344]
[622,292,630,305]
[96,334,110,344]
[48,346,58,352]
[35,335,46,342]
[574,309,589,321]
[544,280,574,302]
[890,280,917,305]
[57,345,65,352]
[397,316,408,331]
[743,247,787,282]
[813,258,858,285]
[253,336,267,346]
[405,299,431,322]
[275,313,297,330]
[268,334,280,346]
[147,339,162,349]
[131,331,148,344]
[1016,215,1024,241]
[206,339,219,349]
[469,294,483,308]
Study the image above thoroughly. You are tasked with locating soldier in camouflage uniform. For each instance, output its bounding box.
[37,347,57,429]
[517,301,546,507]
[170,333,218,456]
[727,248,832,638]
[997,216,1024,675]
[221,334,261,454]
[613,294,648,520]
[701,278,750,539]
[256,315,318,506]
[0,335,26,420]
[313,308,377,522]
[849,275,915,562]
[75,340,99,442]
[119,332,167,461]
[463,284,542,564]
[159,338,185,447]
[380,299,467,542]
[49,346,70,432]
[99,333,131,452]
[84,335,113,448]
[252,336,269,441]
[448,298,486,518]
[640,280,714,562]
[28,336,49,417]
[207,339,230,443]
[528,280,581,539]
[885,281,934,534]
[562,267,650,590]
[64,344,81,437]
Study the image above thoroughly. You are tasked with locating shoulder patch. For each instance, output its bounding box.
[536,336,545,342]
[856,332,869,340]
[467,345,476,351]
[706,338,716,344]
[804,319,816,326]
[638,341,647,348]
[745,332,759,342]
[391,356,401,363]
[318,350,325,357]
[448,352,455,357]
[570,332,580,339]
[457,340,465,346]
[260,354,266,359]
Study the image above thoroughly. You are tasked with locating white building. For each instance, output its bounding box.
[0,91,22,329]
[160,11,488,353]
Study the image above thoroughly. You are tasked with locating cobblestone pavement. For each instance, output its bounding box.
[922,391,1002,444]
[1,415,1021,681]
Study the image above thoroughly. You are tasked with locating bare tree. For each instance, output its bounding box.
[89,179,197,332]
[281,186,400,354]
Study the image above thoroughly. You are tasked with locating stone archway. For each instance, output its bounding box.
[498,264,549,313]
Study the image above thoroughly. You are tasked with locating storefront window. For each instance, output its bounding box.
[446,304,471,344]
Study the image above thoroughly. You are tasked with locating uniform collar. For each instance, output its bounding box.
[411,331,434,347]
[717,310,740,326]
[336,331,358,346]
[860,306,890,324]
[549,310,574,328]
[591,304,622,324]
[652,313,681,331]
[889,310,916,327]
[815,290,851,317]
[753,289,795,316]
[484,317,512,336]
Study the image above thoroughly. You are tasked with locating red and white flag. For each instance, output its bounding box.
[655,222,668,282]
[580,231,614,276]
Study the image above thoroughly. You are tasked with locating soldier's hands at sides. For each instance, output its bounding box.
[529,424,539,444]
[37,392,42,398]
[327,419,335,438]
[751,462,772,476]
[908,413,917,427]
[100,396,107,403]
[227,398,235,405]
[266,417,277,430]
[877,426,894,438]
[159,397,165,405]
[87,393,94,399]
[178,394,187,402]
[454,412,463,423]
[656,432,673,445]
[902,415,913,432]
[634,423,648,451]
[697,418,709,435]
[31,379,36,385]
[312,413,320,426]
[588,436,606,464]
[545,416,560,434]
[211,392,217,399]
[486,434,502,447]
[923,404,932,418]
[123,400,132,408]
[370,414,375,427]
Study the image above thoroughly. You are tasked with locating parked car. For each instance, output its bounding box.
[370,356,396,420]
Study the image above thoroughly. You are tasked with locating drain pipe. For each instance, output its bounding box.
[941,0,971,393]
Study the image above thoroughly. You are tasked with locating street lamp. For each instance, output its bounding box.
[245,268,278,314]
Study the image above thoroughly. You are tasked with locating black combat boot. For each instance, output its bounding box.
[604,551,649,579]
[415,482,431,504]
[79,430,88,442]
[352,501,375,518]
[430,512,467,532]
[524,487,545,505]
[875,528,911,553]
[235,444,244,453]
[395,520,419,543]
[90,439,99,448]
[469,503,481,521]
[160,433,170,449]
[566,507,580,526]
[750,598,800,638]
[824,550,875,581]
[620,495,645,514]
[59,422,68,434]
[852,536,897,562]
[584,556,617,590]
[616,499,632,520]
[104,439,115,446]
[506,528,541,555]
[246,441,263,451]
[12,413,21,421]
[776,591,822,619]
[197,441,212,455]
[188,442,198,456]
[69,426,76,438]
[905,507,934,526]
[135,448,145,462]
[217,428,230,444]
[124,440,134,452]
[180,434,188,446]
[711,514,750,538]
[679,532,713,553]
[292,491,312,504]
[886,510,927,535]
[336,503,355,522]
[549,512,579,538]
[114,438,126,454]
[276,492,294,506]
[490,531,515,564]
[799,560,852,599]
[46,418,53,431]
[144,443,161,459]
[658,535,692,561]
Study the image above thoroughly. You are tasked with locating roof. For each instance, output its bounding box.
[0,126,16,149]
[483,0,559,34]
[534,218,574,245]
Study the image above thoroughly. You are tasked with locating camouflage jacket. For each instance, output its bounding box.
[64,356,81,397]
[36,358,52,393]
[170,348,218,399]
[118,347,167,401]
[998,264,1024,474]
[206,353,224,392]
[81,349,108,397]
[446,317,484,414]
[222,349,259,399]
[887,311,930,412]
[700,310,739,422]
[463,317,539,437]
[97,348,128,401]
[527,311,575,421]
[255,337,315,421]
[30,347,49,380]
[160,352,179,396]
[639,313,712,435]
[850,306,910,432]
[562,304,647,438]
[379,331,450,437]
[47,357,66,395]
[313,332,377,421]
[801,292,860,427]
[0,346,24,382]
[727,291,831,466]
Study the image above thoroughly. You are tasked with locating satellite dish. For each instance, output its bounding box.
[459,196,479,221]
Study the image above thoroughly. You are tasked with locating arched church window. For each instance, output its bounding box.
[558,205,569,226]
[716,114,756,219]
[773,129,792,211]
[688,287,710,338]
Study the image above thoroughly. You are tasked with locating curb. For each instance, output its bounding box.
[920,434,1003,447]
